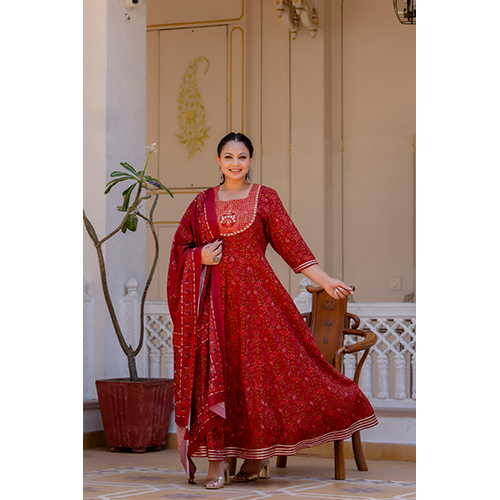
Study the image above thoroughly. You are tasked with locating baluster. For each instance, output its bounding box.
[164,315,174,378]
[122,278,141,377]
[377,353,391,399]
[411,352,416,399]
[394,352,407,399]
[343,352,357,380]
[360,352,374,399]
[146,315,162,378]
[149,351,161,378]
[293,277,313,314]
[165,354,174,379]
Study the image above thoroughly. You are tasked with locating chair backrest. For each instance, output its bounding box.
[306,285,354,369]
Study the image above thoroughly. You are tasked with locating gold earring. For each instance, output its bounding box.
[218,165,225,184]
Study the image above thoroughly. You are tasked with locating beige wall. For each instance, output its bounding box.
[145,0,415,304]
[339,0,416,302]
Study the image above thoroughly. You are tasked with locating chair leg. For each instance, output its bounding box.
[352,431,368,471]
[276,455,288,468]
[227,457,237,475]
[334,440,345,480]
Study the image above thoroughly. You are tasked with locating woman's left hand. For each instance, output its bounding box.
[300,264,354,300]
[323,279,354,300]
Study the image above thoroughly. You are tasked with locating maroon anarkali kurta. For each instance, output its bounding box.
[167,184,377,478]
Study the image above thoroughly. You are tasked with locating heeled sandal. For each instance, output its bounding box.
[204,467,230,489]
[231,460,271,482]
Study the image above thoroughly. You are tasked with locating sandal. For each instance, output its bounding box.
[231,460,270,482]
[204,465,230,489]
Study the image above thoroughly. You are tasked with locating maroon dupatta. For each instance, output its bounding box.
[167,188,226,481]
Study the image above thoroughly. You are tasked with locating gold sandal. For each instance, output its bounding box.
[231,460,271,482]
[204,468,230,489]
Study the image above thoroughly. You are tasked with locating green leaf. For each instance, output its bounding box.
[146,176,173,196]
[119,162,140,178]
[110,171,135,179]
[105,178,133,194]
[121,215,138,233]
[117,184,136,212]
[127,215,138,231]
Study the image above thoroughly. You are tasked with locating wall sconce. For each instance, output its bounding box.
[275,0,319,39]
[393,0,416,25]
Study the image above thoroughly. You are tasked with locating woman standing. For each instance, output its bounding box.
[167,133,377,488]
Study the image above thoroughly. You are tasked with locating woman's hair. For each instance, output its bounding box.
[216,132,254,158]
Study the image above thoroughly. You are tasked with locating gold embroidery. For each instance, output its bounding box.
[175,56,211,160]
[215,184,261,236]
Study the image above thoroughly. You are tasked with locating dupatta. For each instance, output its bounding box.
[167,188,226,481]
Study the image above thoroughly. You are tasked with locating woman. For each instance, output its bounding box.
[167,133,377,489]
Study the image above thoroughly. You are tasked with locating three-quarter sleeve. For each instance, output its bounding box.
[263,187,318,273]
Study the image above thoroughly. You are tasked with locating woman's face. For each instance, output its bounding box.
[217,140,253,183]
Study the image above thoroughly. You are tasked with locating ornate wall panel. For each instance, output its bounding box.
[158,26,228,189]
[146,9,246,301]
[147,0,244,28]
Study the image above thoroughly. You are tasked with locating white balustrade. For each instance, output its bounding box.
[144,302,174,379]
[85,279,415,412]
[345,303,416,409]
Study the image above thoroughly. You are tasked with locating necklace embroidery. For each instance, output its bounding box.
[220,210,237,227]
[215,184,261,236]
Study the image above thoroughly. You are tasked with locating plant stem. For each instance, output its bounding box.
[83,185,146,382]
[143,150,152,175]
[135,193,160,358]
[83,212,136,373]
[83,178,165,382]
[100,186,143,246]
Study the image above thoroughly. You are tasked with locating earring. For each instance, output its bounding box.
[246,166,252,182]
[218,165,225,184]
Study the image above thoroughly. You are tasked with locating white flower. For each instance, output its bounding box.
[146,143,158,154]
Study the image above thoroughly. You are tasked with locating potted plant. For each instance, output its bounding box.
[83,144,174,452]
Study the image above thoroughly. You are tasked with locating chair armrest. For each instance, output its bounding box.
[342,330,377,354]
[346,313,360,330]
[333,330,377,385]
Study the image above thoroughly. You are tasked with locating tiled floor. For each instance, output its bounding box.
[84,447,415,499]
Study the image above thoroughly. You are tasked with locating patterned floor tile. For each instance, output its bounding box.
[83,466,416,500]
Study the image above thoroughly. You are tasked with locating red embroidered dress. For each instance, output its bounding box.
[167,184,377,480]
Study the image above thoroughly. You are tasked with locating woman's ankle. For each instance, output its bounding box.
[208,459,227,476]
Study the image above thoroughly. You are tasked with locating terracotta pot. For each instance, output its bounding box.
[96,378,174,452]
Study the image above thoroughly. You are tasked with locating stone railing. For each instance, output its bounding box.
[84,279,415,411]
[143,301,174,380]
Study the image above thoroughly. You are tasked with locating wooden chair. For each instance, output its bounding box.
[275,284,377,480]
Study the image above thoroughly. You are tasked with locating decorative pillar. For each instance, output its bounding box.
[293,276,314,314]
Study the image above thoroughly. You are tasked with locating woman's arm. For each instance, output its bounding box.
[300,264,353,301]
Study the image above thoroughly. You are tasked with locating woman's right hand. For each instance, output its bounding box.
[201,239,223,265]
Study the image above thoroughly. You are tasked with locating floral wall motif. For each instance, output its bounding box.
[175,56,211,160]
